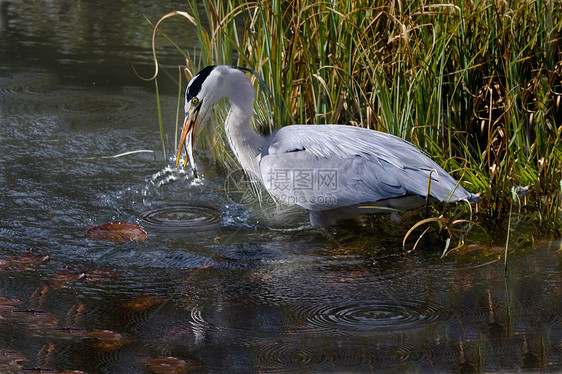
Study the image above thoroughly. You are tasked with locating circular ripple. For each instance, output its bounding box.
[253,342,328,373]
[0,72,58,115]
[0,71,57,96]
[59,94,138,115]
[289,300,442,335]
[56,90,151,126]
[252,339,421,373]
[141,203,221,232]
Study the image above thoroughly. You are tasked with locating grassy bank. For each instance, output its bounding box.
[146,0,562,238]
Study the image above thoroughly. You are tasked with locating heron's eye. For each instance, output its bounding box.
[191,97,199,106]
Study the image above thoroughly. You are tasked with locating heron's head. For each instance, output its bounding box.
[175,65,255,170]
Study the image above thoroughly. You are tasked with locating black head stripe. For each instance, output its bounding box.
[186,65,215,99]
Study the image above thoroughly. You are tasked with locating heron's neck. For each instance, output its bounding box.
[224,98,265,180]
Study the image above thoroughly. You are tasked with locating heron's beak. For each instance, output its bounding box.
[175,103,202,175]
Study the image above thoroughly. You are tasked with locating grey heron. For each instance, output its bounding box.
[176,65,478,227]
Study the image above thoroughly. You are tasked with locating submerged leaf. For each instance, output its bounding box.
[54,266,119,285]
[10,310,61,332]
[87,222,148,242]
[141,356,196,373]
[0,350,27,372]
[122,295,166,313]
[0,248,50,271]
[83,330,132,352]
[0,297,23,312]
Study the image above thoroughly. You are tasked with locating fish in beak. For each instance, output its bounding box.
[175,101,202,177]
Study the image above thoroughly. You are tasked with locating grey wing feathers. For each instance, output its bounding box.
[261,125,475,206]
[266,125,425,169]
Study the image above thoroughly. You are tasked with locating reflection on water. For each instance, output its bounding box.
[2,239,560,372]
[0,0,194,88]
[1,1,562,372]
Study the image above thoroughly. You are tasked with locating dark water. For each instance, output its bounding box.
[1,1,562,373]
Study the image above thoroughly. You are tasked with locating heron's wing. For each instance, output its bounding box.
[265,125,441,169]
[260,125,472,210]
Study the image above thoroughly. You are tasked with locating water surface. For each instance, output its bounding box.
[1,1,561,372]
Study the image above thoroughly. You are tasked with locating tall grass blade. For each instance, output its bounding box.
[154,78,166,159]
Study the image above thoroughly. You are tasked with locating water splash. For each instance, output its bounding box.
[141,165,204,203]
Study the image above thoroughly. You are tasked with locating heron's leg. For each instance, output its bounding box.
[308,210,338,228]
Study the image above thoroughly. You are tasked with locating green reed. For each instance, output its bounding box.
[148,0,562,237]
